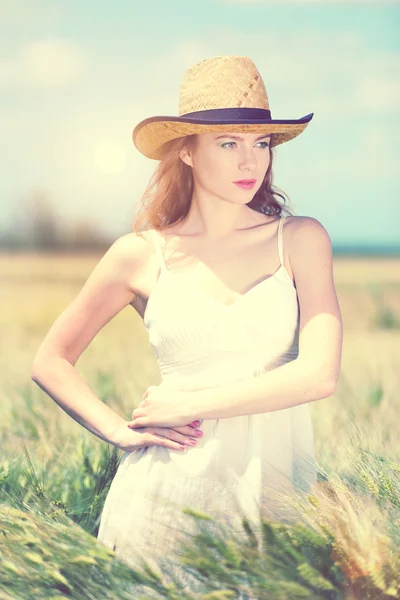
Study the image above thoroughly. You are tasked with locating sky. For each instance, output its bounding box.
[1,0,399,247]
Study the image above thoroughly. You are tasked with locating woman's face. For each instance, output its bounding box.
[180,132,271,202]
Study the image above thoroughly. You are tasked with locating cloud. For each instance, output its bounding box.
[0,39,89,89]
[311,123,399,181]
[355,75,400,113]
[0,0,62,27]
[0,111,22,130]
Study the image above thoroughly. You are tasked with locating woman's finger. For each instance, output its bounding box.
[144,430,187,452]
[148,426,198,446]
[171,424,203,437]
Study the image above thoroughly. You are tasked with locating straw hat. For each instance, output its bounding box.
[132,55,314,160]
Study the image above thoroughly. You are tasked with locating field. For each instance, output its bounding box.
[1,252,399,599]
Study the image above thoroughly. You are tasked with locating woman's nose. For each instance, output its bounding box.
[238,150,257,170]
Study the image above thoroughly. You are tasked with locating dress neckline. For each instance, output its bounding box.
[143,261,295,326]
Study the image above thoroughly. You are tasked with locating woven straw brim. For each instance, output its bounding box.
[133,118,312,160]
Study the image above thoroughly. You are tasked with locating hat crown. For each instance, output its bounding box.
[178,55,270,116]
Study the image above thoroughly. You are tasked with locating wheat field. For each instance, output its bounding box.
[1,252,399,599]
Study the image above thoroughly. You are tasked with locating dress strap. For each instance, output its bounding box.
[147,229,168,272]
[277,216,287,266]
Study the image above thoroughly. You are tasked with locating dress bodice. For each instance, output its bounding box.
[143,216,299,391]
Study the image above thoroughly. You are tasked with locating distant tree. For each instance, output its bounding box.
[0,189,112,251]
[64,219,110,251]
[24,190,60,250]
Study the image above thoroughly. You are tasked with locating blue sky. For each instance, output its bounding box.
[1,0,399,246]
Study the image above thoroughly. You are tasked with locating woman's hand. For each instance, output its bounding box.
[109,420,203,453]
[127,385,202,429]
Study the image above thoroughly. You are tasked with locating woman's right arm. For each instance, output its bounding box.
[30,233,199,452]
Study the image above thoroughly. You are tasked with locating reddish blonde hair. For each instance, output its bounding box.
[133,134,293,236]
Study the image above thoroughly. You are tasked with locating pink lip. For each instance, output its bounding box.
[233,179,256,189]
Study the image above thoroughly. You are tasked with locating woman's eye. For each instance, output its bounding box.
[221,141,269,149]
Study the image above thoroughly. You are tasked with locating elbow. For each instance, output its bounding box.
[323,364,341,397]
[317,372,338,398]
[30,356,57,381]
[31,348,50,381]
[299,355,341,400]
[304,362,338,399]
[31,361,44,382]
[321,378,338,398]
[31,355,71,381]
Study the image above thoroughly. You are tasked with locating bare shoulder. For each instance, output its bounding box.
[283,215,334,288]
[284,214,331,235]
[284,215,332,254]
[106,230,152,267]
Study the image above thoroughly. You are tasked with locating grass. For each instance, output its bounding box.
[1,253,399,599]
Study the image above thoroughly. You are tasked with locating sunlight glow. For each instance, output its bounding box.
[91,139,128,175]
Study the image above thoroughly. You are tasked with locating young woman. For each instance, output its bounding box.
[31,56,343,590]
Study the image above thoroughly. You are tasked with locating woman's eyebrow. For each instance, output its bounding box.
[214,134,271,141]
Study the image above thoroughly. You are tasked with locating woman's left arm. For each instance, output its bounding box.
[193,216,343,420]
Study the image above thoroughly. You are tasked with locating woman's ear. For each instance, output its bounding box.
[179,146,194,167]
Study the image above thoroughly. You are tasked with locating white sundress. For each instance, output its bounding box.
[97,215,317,593]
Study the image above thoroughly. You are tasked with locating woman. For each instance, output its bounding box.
[31,55,343,591]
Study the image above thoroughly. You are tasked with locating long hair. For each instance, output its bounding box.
[132,134,293,237]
